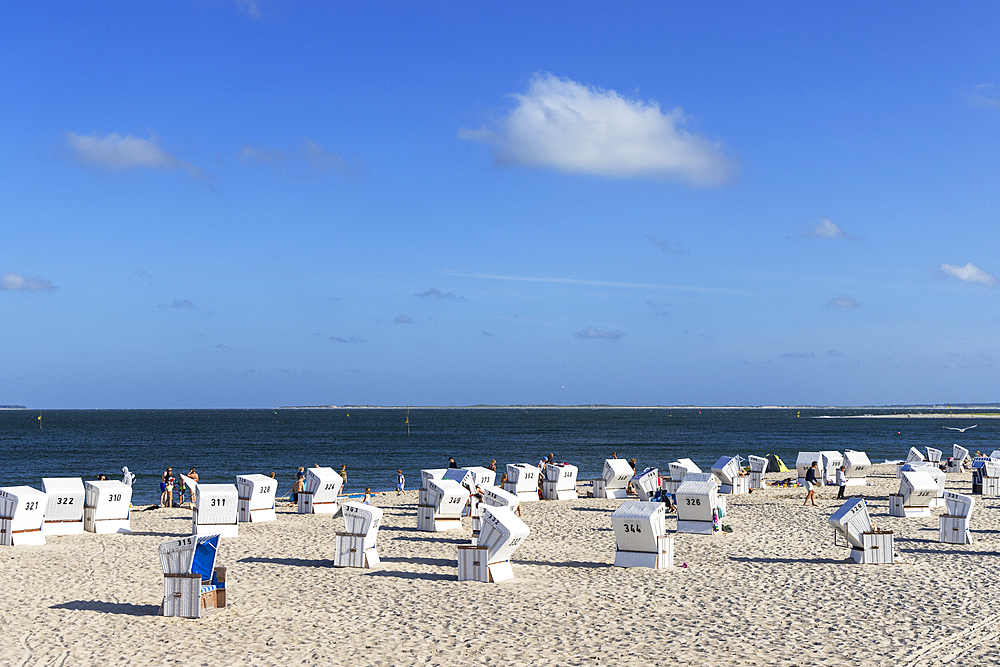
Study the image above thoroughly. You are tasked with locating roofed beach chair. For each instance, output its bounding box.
[712,456,748,495]
[675,473,720,535]
[41,477,85,535]
[830,498,896,564]
[889,469,938,518]
[542,462,578,500]
[84,480,131,533]
[335,501,383,568]
[297,467,343,514]
[939,491,974,545]
[843,450,871,487]
[748,455,768,489]
[236,474,276,523]
[159,534,227,618]
[611,501,672,569]
[193,483,239,537]
[0,486,47,546]
[458,505,529,583]
[595,458,634,498]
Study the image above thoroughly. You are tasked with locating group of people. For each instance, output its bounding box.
[158,467,199,508]
[802,461,852,506]
[290,464,374,505]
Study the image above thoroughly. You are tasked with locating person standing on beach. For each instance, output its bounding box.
[177,475,188,506]
[396,470,405,495]
[292,467,305,504]
[188,468,199,504]
[487,460,497,474]
[803,462,820,506]
[160,467,173,507]
[836,465,848,500]
[448,457,458,468]
[339,464,348,483]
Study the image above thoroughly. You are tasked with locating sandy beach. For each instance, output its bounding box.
[1,463,997,666]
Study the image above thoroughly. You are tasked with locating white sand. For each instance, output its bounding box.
[1,464,998,666]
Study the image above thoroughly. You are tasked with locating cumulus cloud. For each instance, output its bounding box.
[940,262,999,287]
[806,217,849,239]
[826,295,860,308]
[394,315,415,325]
[780,352,814,359]
[1,272,56,292]
[414,287,466,302]
[644,234,684,254]
[239,138,358,176]
[967,84,1000,110]
[65,132,203,177]
[575,327,625,341]
[459,72,733,185]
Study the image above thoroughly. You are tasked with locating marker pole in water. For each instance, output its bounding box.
[38,412,42,429]
[406,406,410,436]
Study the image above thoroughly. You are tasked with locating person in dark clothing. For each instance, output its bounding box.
[836,465,848,500]
[448,457,458,468]
[803,462,819,506]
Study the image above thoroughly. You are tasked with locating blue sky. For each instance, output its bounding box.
[3,2,1000,408]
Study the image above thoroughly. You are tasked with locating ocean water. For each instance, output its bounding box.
[0,407,992,505]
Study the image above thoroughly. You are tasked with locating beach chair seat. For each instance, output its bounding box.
[159,534,228,618]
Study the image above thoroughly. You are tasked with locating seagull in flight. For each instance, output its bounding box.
[944,424,979,432]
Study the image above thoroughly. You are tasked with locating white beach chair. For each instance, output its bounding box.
[458,505,529,583]
[949,445,969,473]
[542,463,578,500]
[675,473,719,535]
[481,484,520,514]
[236,474,276,523]
[595,459,634,498]
[417,478,469,532]
[889,470,938,518]
[925,447,942,463]
[41,477,85,535]
[819,451,844,485]
[632,467,660,501]
[748,455,768,490]
[939,491,974,545]
[663,458,701,494]
[158,534,227,618]
[503,464,539,502]
[611,501,672,569]
[418,469,448,505]
[712,456,748,495]
[193,484,238,538]
[842,451,871,487]
[829,498,895,564]
[796,452,822,486]
[297,467,343,514]
[335,502,383,568]
[462,466,496,489]
[0,486,47,546]
[84,480,131,534]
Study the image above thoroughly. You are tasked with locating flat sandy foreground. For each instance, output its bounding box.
[2,464,998,667]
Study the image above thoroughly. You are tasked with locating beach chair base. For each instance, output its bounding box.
[749,471,764,490]
[193,522,238,538]
[938,515,973,544]
[844,477,867,487]
[237,500,276,523]
[888,494,930,518]
[297,492,340,514]
[676,520,715,535]
[83,509,130,534]
[542,481,577,500]
[334,533,380,568]
[982,477,1000,497]
[947,462,964,474]
[720,477,750,495]
[850,531,895,564]
[161,567,227,618]
[416,505,462,532]
[594,479,629,499]
[614,535,673,569]
[661,479,682,494]
[928,496,946,508]
[43,519,84,536]
[0,520,45,546]
[457,546,515,582]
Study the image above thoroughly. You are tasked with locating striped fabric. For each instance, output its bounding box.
[200,585,217,594]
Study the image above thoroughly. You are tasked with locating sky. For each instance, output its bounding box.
[2,2,1000,408]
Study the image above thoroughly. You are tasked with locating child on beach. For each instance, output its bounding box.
[362,488,372,505]
[396,470,405,495]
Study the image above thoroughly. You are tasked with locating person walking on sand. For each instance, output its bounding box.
[803,462,820,506]
[836,465,848,500]
[160,467,173,507]
[396,470,405,495]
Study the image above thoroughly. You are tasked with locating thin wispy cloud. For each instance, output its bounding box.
[967,83,1000,110]
[239,138,359,177]
[450,271,739,294]
[644,234,684,254]
[780,351,814,359]
[825,350,846,357]
[806,217,849,239]
[65,132,204,177]
[159,299,197,310]
[940,262,999,287]
[826,295,861,308]
[460,72,733,185]
[330,336,368,343]
[133,268,153,281]
[1,272,56,292]
[414,287,466,302]
[481,330,496,337]
[233,0,262,20]
[645,300,669,317]
[575,327,625,341]
[394,315,415,325]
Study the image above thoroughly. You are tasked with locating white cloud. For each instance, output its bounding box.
[807,217,848,239]
[826,295,860,308]
[450,271,739,294]
[459,72,733,185]
[65,132,203,177]
[394,315,415,325]
[1,272,56,292]
[414,287,466,302]
[941,262,999,287]
[233,0,262,20]
[575,327,624,341]
[968,84,1000,110]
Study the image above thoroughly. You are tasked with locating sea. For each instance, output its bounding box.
[0,407,993,505]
